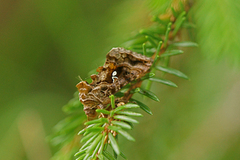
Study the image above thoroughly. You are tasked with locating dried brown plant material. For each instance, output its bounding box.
[76,47,153,117]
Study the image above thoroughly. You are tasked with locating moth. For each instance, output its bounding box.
[76,47,153,117]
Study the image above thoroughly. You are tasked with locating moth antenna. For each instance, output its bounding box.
[77,75,83,82]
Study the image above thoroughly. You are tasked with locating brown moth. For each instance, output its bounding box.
[76,47,153,117]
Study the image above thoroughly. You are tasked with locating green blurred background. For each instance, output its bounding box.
[1,0,240,159]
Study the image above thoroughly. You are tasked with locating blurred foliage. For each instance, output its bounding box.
[0,0,240,160]
[195,0,240,66]
[49,91,85,160]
